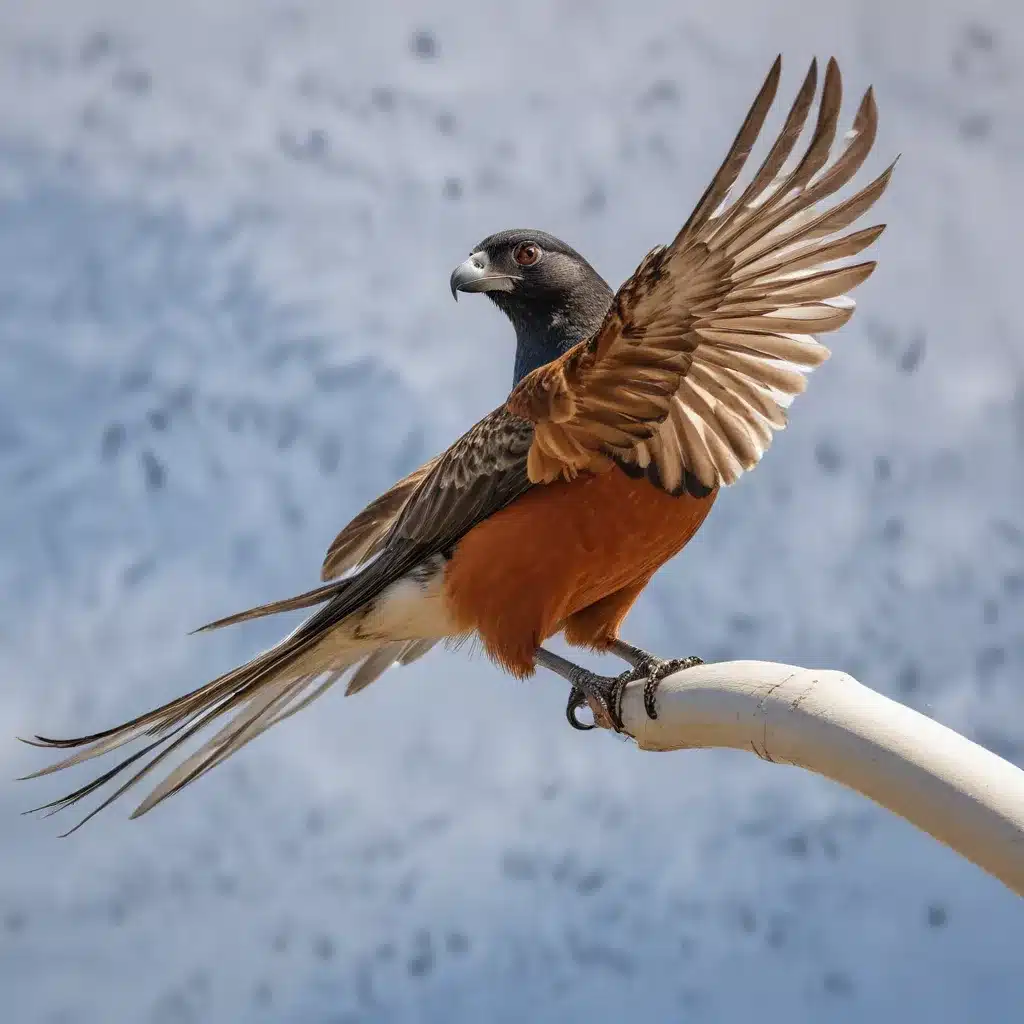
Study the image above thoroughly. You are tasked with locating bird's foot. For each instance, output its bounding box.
[534,647,633,732]
[563,668,639,733]
[534,645,702,732]
[563,655,703,729]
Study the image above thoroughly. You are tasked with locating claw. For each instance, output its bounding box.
[605,672,629,732]
[563,672,632,732]
[565,687,594,731]
[641,656,704,720]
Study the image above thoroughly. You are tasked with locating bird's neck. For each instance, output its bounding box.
[507,289,612,387]
[512,329,581,385]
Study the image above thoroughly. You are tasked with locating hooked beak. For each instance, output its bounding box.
[449,252,517,300]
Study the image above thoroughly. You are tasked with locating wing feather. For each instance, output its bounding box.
[320,458,441,581]
[508,57,890,493]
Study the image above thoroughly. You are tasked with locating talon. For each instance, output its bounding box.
[642,675,661,720]
[608,672,630,732]
[641,656,704,721]
[565,687,594,731]
[537,648,643,735]
[566,674,630,733]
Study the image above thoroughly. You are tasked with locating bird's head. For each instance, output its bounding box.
[450,229,613,385]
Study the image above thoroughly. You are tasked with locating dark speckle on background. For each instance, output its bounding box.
[814,439,843,474]
[140,449,166,491]
[410,30,439,60]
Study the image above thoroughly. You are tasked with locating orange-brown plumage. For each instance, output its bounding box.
[444,467,717,676]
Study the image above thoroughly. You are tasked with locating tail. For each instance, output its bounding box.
[20,584,439,834]
[189,580,347,634]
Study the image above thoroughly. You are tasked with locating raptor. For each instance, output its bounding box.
[24,57,893,831]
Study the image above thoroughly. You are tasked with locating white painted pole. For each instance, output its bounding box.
[614,661,1024,897]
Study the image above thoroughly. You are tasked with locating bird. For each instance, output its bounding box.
[22,56,893,833]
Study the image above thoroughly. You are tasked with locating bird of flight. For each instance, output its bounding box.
[23,57,892,832]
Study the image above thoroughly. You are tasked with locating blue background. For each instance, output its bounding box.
[2,2,1022,1020]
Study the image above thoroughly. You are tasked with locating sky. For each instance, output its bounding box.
[1,1,1022,1021]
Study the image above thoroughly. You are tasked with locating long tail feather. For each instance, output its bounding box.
[23,547,453,832]
[20,625,372,834]
[190,580,345,634]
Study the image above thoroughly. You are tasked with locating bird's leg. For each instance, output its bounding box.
[604,638,704,721]
[534,647,633,733]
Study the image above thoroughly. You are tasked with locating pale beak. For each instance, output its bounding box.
[449,252,517,300]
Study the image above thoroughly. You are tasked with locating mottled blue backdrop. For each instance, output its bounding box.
[2,2,1022,1021]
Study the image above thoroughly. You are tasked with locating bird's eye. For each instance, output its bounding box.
[513,242,542,267]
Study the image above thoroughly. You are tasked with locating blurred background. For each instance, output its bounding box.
[1,1,1022,1020]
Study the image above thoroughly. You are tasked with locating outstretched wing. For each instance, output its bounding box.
[507,56,893,494]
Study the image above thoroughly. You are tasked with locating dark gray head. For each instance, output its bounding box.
[449,229,614,385]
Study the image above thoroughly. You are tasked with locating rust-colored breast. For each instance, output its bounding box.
[443,467,716,675]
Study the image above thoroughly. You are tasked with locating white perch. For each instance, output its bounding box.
[615,660,1024,897]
